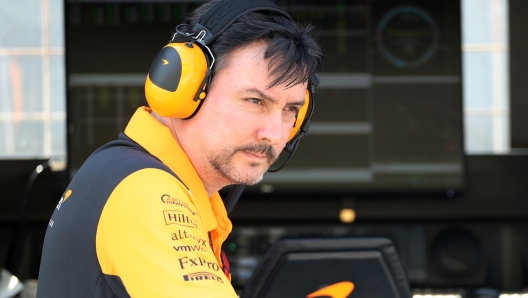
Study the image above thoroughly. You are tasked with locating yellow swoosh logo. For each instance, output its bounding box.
[162,59,169,65]
[307,281,354,298]
[63,189,72,202]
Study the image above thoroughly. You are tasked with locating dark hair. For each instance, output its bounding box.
[172,0,324,88]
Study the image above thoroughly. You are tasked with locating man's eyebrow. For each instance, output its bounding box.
[289,98,306,107]
[245,87,278,104]
[244,87,305,106]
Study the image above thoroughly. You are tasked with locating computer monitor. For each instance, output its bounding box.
[66,0,464,197]
[240,237,412,298]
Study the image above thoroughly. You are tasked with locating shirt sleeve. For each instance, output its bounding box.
[95,168,238,297]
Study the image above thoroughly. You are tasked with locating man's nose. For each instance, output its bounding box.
[256,111,285,145]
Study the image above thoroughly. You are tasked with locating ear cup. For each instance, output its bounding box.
[287,89,311,142]
[145,43,209,118]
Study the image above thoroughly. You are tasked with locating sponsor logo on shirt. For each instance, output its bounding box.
[183,272,223,283]
[178,256,221,271]
[173,244,206,252]
[163,210,197,228]
[56,189,72,210]
[172,230,208,247]
[161,194,197,216]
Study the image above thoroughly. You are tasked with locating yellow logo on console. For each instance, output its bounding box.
[162,59,169,65]
[307,281,354,298]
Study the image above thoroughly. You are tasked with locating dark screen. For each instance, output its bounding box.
[66,0,463,196]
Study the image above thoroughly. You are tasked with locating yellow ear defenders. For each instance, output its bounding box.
[146,40,313,143]
[288,90,311,142]
[145,41,211,119]
[268,74,317,173]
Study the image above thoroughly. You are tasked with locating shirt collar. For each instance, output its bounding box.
[124,107,231,233]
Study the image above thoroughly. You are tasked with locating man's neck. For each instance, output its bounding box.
[151,111,226,197]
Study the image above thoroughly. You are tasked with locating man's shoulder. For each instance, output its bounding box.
[94,133,161,164]
[69,133,187,196]
[83,134,171,177]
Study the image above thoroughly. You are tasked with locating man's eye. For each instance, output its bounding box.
[247,98,262,105]
[283,106,300,122]
[286,106,300,114]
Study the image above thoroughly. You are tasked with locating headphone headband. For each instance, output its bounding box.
[191,0,292,46]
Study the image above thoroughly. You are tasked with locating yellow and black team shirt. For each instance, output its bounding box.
[37,107,238,298]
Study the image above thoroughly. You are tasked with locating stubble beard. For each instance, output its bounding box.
[209,143,278,185]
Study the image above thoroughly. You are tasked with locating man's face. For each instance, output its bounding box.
[177,41,307,188]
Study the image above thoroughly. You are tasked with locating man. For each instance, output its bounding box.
[37,0,323,297]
